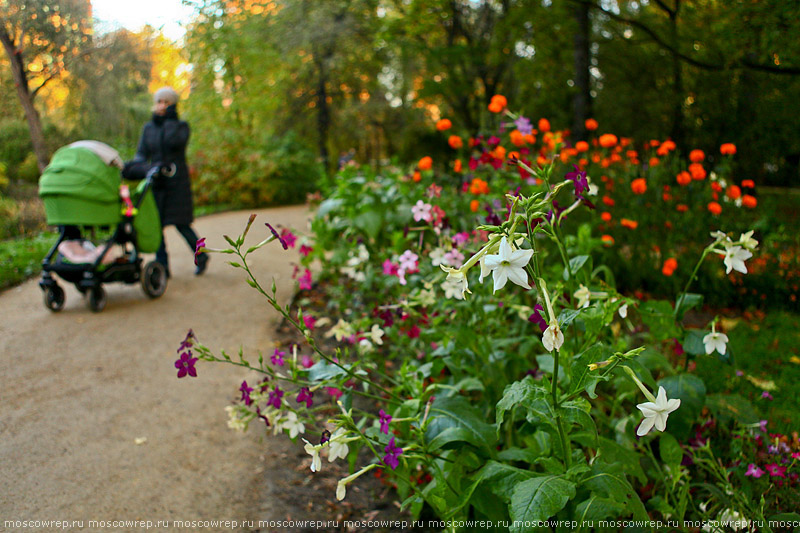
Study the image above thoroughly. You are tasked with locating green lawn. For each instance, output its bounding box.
[0,231,57,291]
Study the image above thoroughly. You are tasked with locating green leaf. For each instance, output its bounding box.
[353,210,383,240]
[476,461,535,502]
[558,308,583,328]
[509,476,576,532]
[569,344,613,399]
[575,495,625,522]
[595,438,646,484]
[582,466,649,521]
[561,399,598,443]
[498,447,542,464]
[658,374,706,440]
[307,360,347,381]
[682,329,707,356]
[496,377,542,433]
[425,396,497,453]
[563,255,590,280]
[639,300,679,341]
[659,432,683,468]
[706,394,760,425]
[675,293,703,320]
[316,198,343,218]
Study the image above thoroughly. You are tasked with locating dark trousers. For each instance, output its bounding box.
[156,223,200,269]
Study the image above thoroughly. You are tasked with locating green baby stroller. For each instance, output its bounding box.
[38,141,167,312]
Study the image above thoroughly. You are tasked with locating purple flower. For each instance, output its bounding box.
[174,351,198,378]
[326,387,343,400]
[280,228,297,249]
[301,355,314,368]
[487,136,501,147]
[177,329,195,352]
[239,380,254,406]
[735,370,744,377]
[320,429,331,445]
[296,387,313,408]
[299,244,313,257]
[194,238,206,266]
[379,409,392,434]
[761,391,773,400]
[267,386,284,409]
[528,304,548,333]
[298,269,313,290]
[759,420,768,432]
[265,223,288,249]
[565,165,588,196]
[256,406,270,427]
[514,116,533,135]
[271,348,285,367]
[383,437,403,470]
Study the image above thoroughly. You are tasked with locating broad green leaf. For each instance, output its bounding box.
[575,495,625,523]
[498,447,541,464]
[582,466,649,521]
[353,210,382,240]
[496,377,547,433]
[563,255,590,280]
[706,394,759,425]
[682,329,707,356]
[675,293,703,320]
[509,476,576,532]
[595,437,646,484]
[561,399,598,442]
[425,396,497,453]
[659,432,683,468]
[569,344,613,399]
[476,461,535,502]
[307,360,347,381]
[658,374,707,440]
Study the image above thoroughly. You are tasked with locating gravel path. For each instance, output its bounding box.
[0,205,311,532]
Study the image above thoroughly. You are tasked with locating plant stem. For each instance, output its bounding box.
[551,347,572,468]
[673,248,710,320]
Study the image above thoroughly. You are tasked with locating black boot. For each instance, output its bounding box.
[194,253,209,275]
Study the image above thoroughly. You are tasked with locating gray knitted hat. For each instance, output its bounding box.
[153,86,179,105]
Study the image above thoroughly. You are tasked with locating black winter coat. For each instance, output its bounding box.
[134,107,194,226]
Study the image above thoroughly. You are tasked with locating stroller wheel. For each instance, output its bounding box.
[88,286,107,312]
[141,261,167,298]
[44,284,66,312]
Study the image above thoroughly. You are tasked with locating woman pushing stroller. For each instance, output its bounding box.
[130,86,208,277]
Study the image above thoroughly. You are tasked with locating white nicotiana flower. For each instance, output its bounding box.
[302,439,324,472]
[574,285,591,308]
[336,481,347,501]
[703,324,729,355]
[429,247,447,267]
[358,339,374,352]
[370,324,384,345]
[442,276,464,300]
[225,406,248,432]
[324,319,354,341]
[328,428,350,462]
[618,303,628,319]
[440,266,470,299]
[279,411,305,439]
[483,236,533,293]
[636,386,681,436]
[720,245,752,274]
[738,230,758,251]
[542,322,565,352]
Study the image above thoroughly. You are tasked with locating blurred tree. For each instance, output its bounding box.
[0,0,93,171]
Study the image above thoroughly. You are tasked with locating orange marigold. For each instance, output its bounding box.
[436,118,452,131]
[418,156,432,170]
[726,185,742,200]
[676,171,691,186]
[412,171,422,182]
[602,195,615,207]
[689,149,705,163]
[599,134,618,148]
[741,179,755,188]
[720,143,737,155]
[488,94,507,113]
[601,235,615,246]
[707,201,722,215]
[538,118,551,133]
[453,159,462,173]
[621,218,638,229]
[676,203,689,212]
[742,194,757,208]
[649,157,660,167]
[448,135,463,149]
[470,199,480,212]
[524,134,536,144]
[631,178,647,195]
[689,163,706,180]
[601,212,612,222]
[662,257,677,276]
[585,118,599,131]
[509,130,526,147]
[491,145,506,160]
[469,178,489,195]
[575,141,589,152]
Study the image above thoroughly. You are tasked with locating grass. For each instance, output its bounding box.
[0,231,58,291]
[694,310,800,434]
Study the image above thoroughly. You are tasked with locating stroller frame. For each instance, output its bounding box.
[39,166,167,312]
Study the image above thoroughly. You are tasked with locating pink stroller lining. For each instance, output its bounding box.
[57,240,116,265]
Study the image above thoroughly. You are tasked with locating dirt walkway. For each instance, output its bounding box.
[0,205,311,532]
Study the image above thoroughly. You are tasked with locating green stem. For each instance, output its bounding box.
[551,347,572,468]
[673,248,710,320]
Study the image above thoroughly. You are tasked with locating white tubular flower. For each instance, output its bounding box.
[738,230,758,251]
[336,481,347,501]
[280,412,305,439]
[370,324,384,345]
[334,464,378,501]
[327,428,350,462]
[703,323,729,355]
[302,439,323,472]
[483,236,533,293]
[618,303,629,319]
[574,285,591,308]
[636,386,681,436]
[429,247,447,267]
[440,265,471,299]
[542,322,564,352]
[720,245,752,274]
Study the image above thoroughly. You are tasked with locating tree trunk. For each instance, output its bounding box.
[572,2,592,141]
[0,29,50,172]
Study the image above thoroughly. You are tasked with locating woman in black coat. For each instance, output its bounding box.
[134,86,208,276]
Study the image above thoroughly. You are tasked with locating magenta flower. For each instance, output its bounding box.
[271,349,285,366]
[761,391,773,400]
[745,464,764,478]
[303,315,316,330]
[452,232,470,247]
[239,380,254,406]
[792,452,800,460]
[382,259,398,276]
[267,386,284,408]
[565,165,588,196]
[280,228,297,248]
[301,355,314,368]
[528,304,548,333]
[265,223,288,249]
[383,438,403,470]
[174,351,198,378]
[298,269,313,290]
[379,409,392,434]
[177,329,195,352]
[194,238,206,266]
[759,420,768,432]
[326,387,343,400]
[296,387,313,408]
[765,464,787,478]
[299,244,313,257]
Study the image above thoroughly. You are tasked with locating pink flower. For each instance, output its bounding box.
[759,420,768,432]
[765,464,787,478]
[326,387,343,400]
[452,232,470,246]
[444,248,464,266]
[412,200,433,223]
[382,259,398,276]
[426,184,442,198]
[791,452,800,460]
[271,348,285,366]
[301,355,314,368]
[303,315,316,330]
[745,464,764,478]
[299,244,313,257]
[298,269,313,290]
[280,228,297,248]
[398,250,419,272]
[761,391,773,400]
